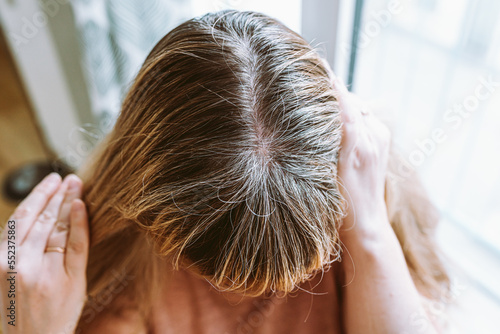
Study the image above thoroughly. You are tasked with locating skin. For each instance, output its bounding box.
[0,174,89,334]
[0,79,438,333]
[333,76,438,334]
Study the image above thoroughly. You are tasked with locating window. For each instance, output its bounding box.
[346,0,500,332]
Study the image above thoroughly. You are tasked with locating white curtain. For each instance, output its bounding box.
[70,0,192,126]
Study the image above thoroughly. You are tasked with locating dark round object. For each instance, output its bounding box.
[2,160,74,202]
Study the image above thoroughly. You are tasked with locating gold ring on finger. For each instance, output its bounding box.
[45,246,66,254]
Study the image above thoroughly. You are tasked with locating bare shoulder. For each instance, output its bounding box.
[77,294,148,334]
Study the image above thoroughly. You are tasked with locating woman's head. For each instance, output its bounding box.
[82,10,344,296]
[77,13,450,328]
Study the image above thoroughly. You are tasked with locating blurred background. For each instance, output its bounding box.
[0,0,498,332]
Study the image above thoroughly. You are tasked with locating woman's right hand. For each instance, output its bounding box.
[0,173,89,334]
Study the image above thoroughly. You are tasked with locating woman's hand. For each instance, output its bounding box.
[0,173,89,334]
[334,77,391,239]
[332,77,439,333]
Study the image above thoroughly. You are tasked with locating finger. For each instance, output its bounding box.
[339,119,361,164]
[362,112,392,147]
[332,77,361,125]
[65,199,89,278]
[22,178,70,260]
[319,57,335,83]
[332,79,366,157]
[337,100,366,162]
[44,175,83,268]
[3,173,62,246]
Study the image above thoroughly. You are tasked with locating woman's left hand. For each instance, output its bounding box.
[333,77,391,238]
[0,173,89,334]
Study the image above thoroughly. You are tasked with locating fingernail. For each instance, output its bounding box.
[66,174,80,191]
[45,172,61,184]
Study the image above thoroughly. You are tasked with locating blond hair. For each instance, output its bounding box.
[76,10,449,328]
